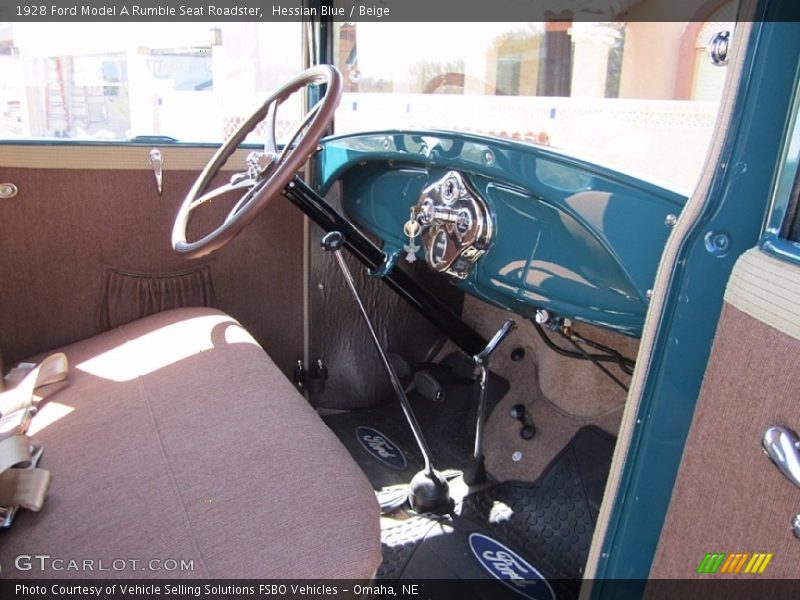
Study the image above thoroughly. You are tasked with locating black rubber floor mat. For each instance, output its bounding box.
[323,353,509,490]
[378,514,447,580]
[375,427,616,600]
[460,426,615,579]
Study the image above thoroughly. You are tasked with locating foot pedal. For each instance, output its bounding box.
[414,371,445,402]
[413,369,475,403]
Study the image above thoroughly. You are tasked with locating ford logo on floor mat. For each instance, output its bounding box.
[355,426,407,471]
[469,533,555,600]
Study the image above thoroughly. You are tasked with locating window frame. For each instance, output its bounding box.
[0,21,307,147]
[761,64,800,264]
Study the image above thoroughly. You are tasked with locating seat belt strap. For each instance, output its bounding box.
[0,435,41,473]
[0,434,50,526]
[0,352,68,417]
[0,468,51,514]
[0,354,65,525]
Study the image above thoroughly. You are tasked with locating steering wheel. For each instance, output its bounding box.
[172,65,342,258]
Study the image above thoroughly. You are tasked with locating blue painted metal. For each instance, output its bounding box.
[368,246,403,278]
[317,131,686,336]
[592,14,800,592]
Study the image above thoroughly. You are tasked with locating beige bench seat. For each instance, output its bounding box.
[0,307,381,579]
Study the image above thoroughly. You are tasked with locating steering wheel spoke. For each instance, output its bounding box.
[263,97,280,157]
[172,65,342,258]
[276,97,325,166]
[187,177,257,212]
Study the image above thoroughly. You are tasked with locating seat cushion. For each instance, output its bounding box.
[0,308,381,579]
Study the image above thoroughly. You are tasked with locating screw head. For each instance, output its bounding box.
[791,514,800,539]
[704,230,732,257]
[512,451,523,462]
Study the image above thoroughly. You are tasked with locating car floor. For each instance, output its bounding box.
[462,295,635,485]
[320,295,638,594]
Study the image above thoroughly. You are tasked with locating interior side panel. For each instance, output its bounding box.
[307,184,463,410]
[648,252,800,581]
[0,155,303,376]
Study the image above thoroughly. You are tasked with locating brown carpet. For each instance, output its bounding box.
[456,296,634,483]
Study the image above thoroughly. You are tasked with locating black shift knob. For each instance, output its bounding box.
[321,231,345,252]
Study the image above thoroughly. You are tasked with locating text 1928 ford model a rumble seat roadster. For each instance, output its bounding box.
[1,3,800,597]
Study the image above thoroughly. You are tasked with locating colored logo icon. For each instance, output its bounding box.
[696,552,773,575]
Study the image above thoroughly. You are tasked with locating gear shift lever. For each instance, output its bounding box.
[463,318,516,485]
[322,231,451,513]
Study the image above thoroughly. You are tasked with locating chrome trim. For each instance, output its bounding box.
[762,426,800,489]
[0,182,18,199]
[411,170,493,280]
[707,30,731,67]
[148,148,163,195]
[791,514,800,540]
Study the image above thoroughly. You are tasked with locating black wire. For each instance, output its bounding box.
[532,321,636,375]
[568,330,636,375]
[558,329,630,392]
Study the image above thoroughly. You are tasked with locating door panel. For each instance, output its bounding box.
[649,248,800,581]
[0,145,303,376]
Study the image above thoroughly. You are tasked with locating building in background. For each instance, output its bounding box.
[0,0,737,190]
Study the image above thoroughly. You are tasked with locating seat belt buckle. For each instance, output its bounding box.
[0,505,18,528]
[0,436,46,528]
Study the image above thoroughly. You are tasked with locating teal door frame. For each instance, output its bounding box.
[593,6,800,591]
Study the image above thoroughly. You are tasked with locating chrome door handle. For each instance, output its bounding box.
[762,426,800,489]
[148,148,163,195]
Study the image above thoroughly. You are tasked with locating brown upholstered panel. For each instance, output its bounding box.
[307,185,464,410]
[104,265,217,329]
[649,303,800,582]
[0,166,303,377]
